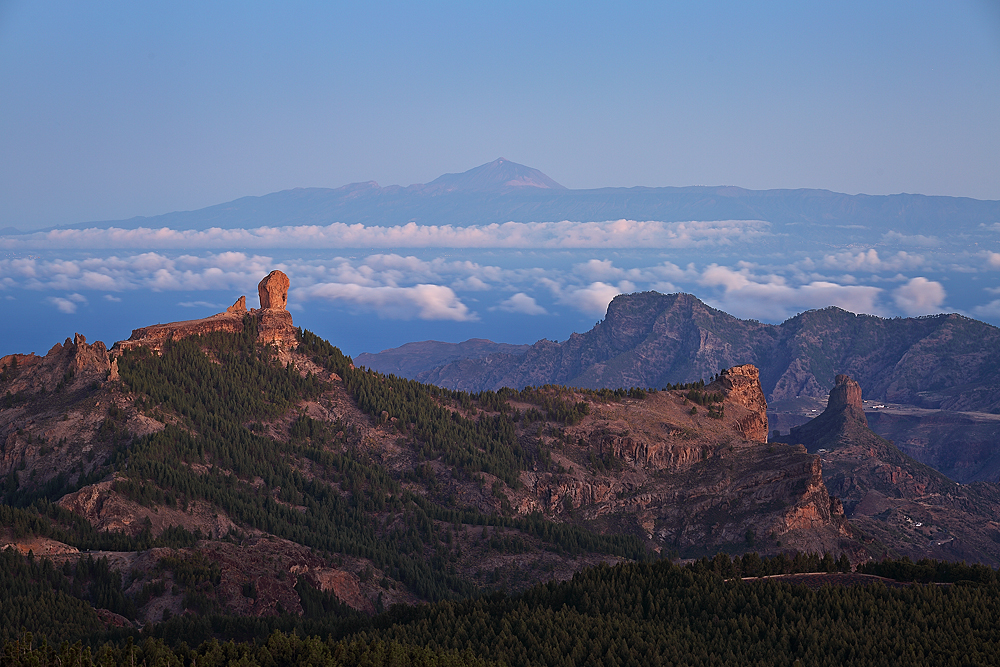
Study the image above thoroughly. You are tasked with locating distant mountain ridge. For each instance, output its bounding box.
[354,339,531,378]
[363,291,1000,413]
[27,158,1000,236]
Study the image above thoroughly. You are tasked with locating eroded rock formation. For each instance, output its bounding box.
[717,364,769,442]
[112,272,298,353]
[227,296,247,314]
[0,334,111,397]
[828,374,864,418]
[502,374,854,555]
[258,270,290,310]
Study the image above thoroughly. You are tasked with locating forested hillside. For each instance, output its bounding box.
[3,316,1000,664]
[4,550,1000,666]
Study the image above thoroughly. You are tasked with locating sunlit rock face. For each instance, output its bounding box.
[718,364,768,443]
[258,270,290,311]
[112,271,298,354]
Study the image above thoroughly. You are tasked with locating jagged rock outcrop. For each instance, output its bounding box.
[829,374,864,417]
[787,374,880,455]
[299,567,374,613]
[227,295,247,314]
[59,479,236,538]
[0,333,111,397]
[505,378,854,556]
[0,353,40,373]
[112,272,298,353]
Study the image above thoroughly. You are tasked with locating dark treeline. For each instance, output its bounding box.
[1,633,495,667]
[858,556,1000,585]
[363,556,1000,667]
[0,548,134,644]
[5,549,1000,666]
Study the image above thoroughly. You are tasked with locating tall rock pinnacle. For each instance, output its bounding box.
[258,270,290,310]
[717,364,769,442]
[784,374,873,453]
[828,374,864,419]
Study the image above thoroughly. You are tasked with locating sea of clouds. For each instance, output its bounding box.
[3,218,999,355]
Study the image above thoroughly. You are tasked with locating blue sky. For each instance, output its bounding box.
[1,2,1000,360]
[1,1,998,229]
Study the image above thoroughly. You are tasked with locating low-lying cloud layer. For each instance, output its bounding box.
[3,216,991,327]
[0,247,963,324]
[1,219,771,250]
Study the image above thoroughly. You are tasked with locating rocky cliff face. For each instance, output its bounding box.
[778,375,1000,566]
[1,333,112,397]
[0,332,135,487]
[502,367,852,556]
[828,374,864,416]
[786,374,870,454]
[113,271,298,353]
[258,270,290,310]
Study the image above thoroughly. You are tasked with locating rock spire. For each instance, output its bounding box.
[258,270,290,310]
[113,270,297,353]
[717,364,769,442]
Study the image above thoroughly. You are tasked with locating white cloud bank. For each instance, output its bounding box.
[1,219,772,250]
[0,251,971,324]
[698,265,884,320]
[821,249,924,272]
[495,293,547,316]
[892,277,946,316]
[47,293,87,314]
[297,283,476,321]
[557,282,635,317]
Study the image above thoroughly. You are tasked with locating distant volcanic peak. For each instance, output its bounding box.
[421,158,565,193]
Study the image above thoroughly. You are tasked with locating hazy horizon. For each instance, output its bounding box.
[2,2,999,357]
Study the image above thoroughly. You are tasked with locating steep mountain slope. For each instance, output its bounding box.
[386,292,1000,413]
[411,293,775,391]
[0,272,866,628]
[777,375,1000,565]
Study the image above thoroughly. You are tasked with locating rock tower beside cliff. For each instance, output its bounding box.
[113,270,298,353]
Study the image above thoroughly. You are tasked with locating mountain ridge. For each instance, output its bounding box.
[18,158,999,234]
[0,272,867,626]
[6,270,1000,653]
[367,291,1000,413]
